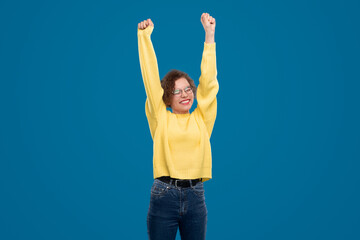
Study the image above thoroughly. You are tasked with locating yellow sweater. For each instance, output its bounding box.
[138,26,219,182]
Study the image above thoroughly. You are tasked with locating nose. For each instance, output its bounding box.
[181,90,188,97]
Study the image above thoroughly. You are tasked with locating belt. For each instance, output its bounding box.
[157,176,202,188]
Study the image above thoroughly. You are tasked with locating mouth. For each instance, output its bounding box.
[179,99,191,105]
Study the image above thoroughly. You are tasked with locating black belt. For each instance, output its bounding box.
[157,176,202,188]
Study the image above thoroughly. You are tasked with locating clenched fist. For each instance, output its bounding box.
[138,19,154,35]
[201,13,216,34]
[138,19,154,30]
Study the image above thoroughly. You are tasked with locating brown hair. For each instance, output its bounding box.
[161,69,197,108]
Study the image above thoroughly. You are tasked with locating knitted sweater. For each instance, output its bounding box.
[138,26,219,181]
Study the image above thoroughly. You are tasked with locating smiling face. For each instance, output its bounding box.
[170,78,194,114]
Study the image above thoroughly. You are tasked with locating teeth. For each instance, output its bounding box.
[181,100,190,104]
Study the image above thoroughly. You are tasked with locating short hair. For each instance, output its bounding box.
[161,69,197,108]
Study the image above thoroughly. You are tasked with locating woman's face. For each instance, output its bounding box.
[170,78,194,114]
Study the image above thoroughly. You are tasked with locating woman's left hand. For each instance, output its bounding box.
[201,13,216,35]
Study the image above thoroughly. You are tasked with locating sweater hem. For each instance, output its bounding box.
[153,167,212,182]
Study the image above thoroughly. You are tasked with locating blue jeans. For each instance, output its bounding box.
[147,179,208,240]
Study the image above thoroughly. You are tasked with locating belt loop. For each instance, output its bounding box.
[175,179,178,188]
[190,179,193,188]
[170,178,173,185]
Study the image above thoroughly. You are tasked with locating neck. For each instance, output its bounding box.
[173,110,190,114]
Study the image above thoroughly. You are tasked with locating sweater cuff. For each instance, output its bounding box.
[137,25,154,36]
[204,42,216,50]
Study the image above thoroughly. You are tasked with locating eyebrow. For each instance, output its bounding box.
[174,86,191,89]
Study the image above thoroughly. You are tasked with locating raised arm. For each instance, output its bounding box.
[196,13,219,137]
[137,19,165,137]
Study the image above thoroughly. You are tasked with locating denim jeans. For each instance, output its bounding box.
[147,179,208,240]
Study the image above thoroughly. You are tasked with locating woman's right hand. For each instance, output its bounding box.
[138,19,154,30]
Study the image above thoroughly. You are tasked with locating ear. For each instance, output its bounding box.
[167,95,174,106]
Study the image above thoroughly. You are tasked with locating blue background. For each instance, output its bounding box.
[1,0,359,239]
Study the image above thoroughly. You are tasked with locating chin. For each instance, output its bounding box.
[172,101,193,113]
[184,106,192,113]
[182,103,192,110]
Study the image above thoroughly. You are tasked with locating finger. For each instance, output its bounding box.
[148,19,154,26]
[203,15,208,23]
[202,13,208,20]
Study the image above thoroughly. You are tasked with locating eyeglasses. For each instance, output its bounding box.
[172,86,193,95]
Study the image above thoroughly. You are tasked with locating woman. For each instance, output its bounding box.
[137,13,218,240]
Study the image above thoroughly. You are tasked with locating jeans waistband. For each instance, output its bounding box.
[156,176,202,188]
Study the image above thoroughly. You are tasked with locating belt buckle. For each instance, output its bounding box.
[175,179,179,188]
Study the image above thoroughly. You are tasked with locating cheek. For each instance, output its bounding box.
[169,97,177,107]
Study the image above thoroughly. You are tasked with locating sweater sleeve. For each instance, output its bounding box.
[137,26,165,138]
[195,42,219,137]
